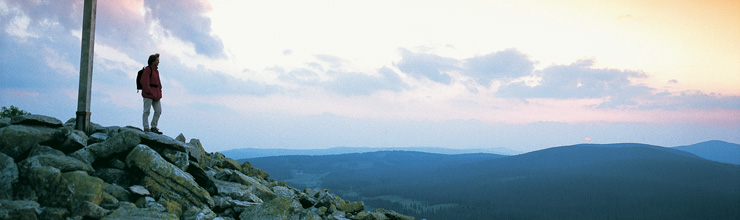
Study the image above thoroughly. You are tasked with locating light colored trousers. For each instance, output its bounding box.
[142,98,161,129]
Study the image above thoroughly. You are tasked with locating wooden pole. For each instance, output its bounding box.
[75,0,97,134]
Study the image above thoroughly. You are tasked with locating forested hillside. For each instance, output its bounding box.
[246,144,740,220]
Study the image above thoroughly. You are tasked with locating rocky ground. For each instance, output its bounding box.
[0,114,414,220]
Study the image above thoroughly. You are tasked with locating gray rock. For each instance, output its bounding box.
[72,129,140,164]
[130,185,151,196]
[19,154,94,173]
[373,208,415,220]
[62,171,106,211]
[0,125,58,159]
[354,210,389,220]
[126,145,214,209]
[104,183,132,203]
[212,196,260,210]
[139,131,195,154]
[182,205,217,220]
[73,201,110,219]
[88,132,108,145]
[101,192,121,209]
[40,207,71,220]
[332,211,350,220]
[102,202,179,220]
[217,169,277,201]
[11,114,63,128]
[27,143,65,157]
[19,165,65,207]
[146,198,168,212]
[0,199,41,219]
[212,179,259,202]
[188,138,207,163]
[0,153,18,199]
[58,129,88,153]
[238,196,303,220]
[186,162,218,195]
[176,133,186,142]
[337,200,364,215]
[160,148,189,170]
[273,186,296,198]
[213,169,234,181]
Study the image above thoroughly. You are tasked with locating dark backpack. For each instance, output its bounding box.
[136,66,149,91]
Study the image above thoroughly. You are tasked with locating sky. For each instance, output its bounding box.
[1,0,739,153]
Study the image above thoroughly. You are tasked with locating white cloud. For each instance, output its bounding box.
[95,43,141,76]
[42,47,77,76]
[5,13,37,40]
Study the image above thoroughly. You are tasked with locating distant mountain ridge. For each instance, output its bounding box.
[247,143,740,220]
[222,146,520,159]
[674,140,740,165]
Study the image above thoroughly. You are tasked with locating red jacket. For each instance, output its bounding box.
[140,66,162,101]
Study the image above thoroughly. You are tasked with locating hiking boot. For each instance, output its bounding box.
[151,127,163,134]
[144,128,151,132]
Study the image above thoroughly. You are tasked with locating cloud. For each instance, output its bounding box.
[144,0,224,58]
[277,67,322,85]
[396,48,459,84]
[497,58,653,107]
[173,65,281,96]
[3,0,81,32]
[643,91,740,110]
[274,55,408,96]
[324,67,408,96]
[0,35,78,90]
[462,48,536,86]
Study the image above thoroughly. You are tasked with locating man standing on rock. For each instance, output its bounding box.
[141,53,163,134]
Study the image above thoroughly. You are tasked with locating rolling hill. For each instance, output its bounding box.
[244,143,740,220]
[222,146,520,159]
[674,140,740,165]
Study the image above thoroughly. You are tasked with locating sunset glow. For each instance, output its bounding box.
[1,0,738,152]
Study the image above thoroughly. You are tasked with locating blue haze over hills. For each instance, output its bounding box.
[240,141,740,219]
[222,146,521,159]
[673,140,740,165]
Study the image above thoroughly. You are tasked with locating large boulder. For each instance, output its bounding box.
[19,154,94,173]
[0,199,41,219]
[11,114,63,128]
[27,144,65,157]
[71,129,141,164]
[212,179,264,203]
[57,129,88,153]
[0,125,58,159]
[139,132,196,155]
[214,169,276,202]
[102,202,178,220]
[61,171,105,209]
[18,164,65,207]
[187,138,207,163]
[0,153,18,199]
[241,160,270,180]
[239,196,304,220]
[126,145,214,216]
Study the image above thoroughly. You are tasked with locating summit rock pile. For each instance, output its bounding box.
[0,114,414,220]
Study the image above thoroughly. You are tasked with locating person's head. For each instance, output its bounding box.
[147,53,160,67]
